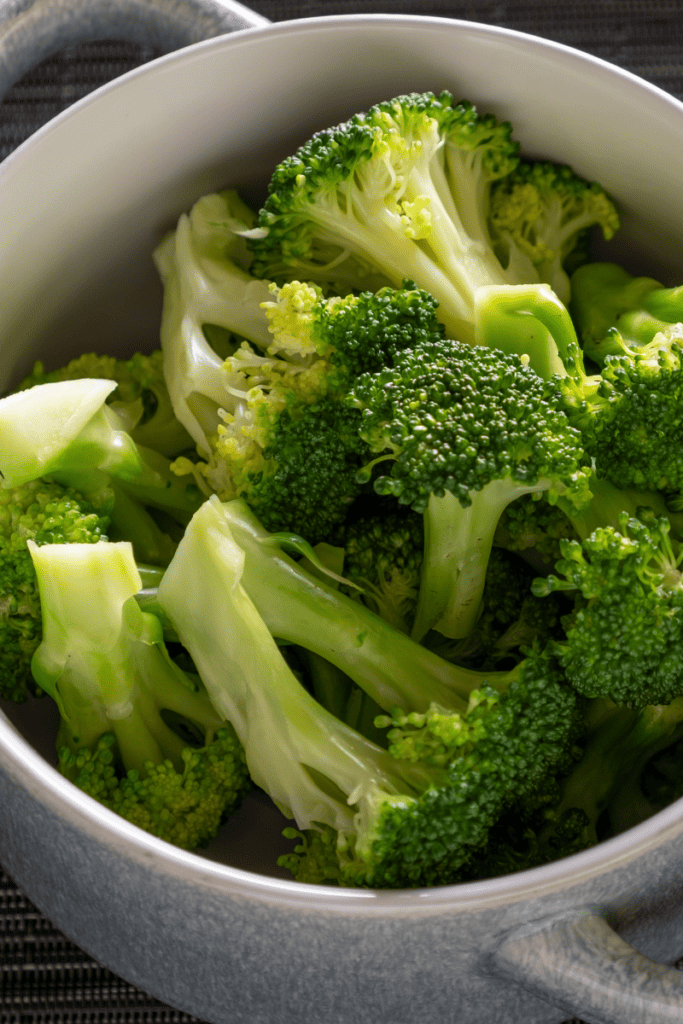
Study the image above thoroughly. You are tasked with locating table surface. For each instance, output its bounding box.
[2,1,683,1021]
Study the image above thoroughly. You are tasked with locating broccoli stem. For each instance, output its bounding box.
[412,480,551,643]
[29,540,223,776]
[156,499,429,833]
[177,498,515,716]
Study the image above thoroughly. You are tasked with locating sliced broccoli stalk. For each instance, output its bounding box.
[570,261,683,364]
[0,479,112,702]
[19,350,193,458]
[348,335,590,642]
[198,496,512,713]
[0,379,202,565]
[29,540,249,850]
[153,190,275,450]
[157,498,581,888]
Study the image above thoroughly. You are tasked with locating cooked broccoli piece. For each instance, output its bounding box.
[19,350,192,458]
[488,161,619,303]
[156,497,581,887]
[331,509,424,633]
[0,479,112,702]
[534,507,683,706]
[570,261,683,365]
[532,697,683,853]
[0,378,202,566]
[435,548,568,671]
[157,215,445,539]
[249,92,616,341]
[478,278,683,495]
[494,492,579,568]
[30,540,250,850]
[348,334,590,642]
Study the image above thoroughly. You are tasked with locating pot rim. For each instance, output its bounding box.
[3,11,683,917]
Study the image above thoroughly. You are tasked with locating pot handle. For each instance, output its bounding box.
[0,0,270,100]
[486,909,683,1023]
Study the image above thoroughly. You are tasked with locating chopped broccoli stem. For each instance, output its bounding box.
[29,539,249,849]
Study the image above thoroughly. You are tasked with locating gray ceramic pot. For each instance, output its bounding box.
[1,5,683,1023]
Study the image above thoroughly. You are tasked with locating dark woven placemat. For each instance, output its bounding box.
[2,2,683,1020]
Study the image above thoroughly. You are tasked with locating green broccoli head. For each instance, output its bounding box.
[0,479,111,702]
[349,335,590,641]
[280,648,582,888]
[331,509,424,633]
[156,500,581,888]
[19,350,192,458]
[248,91,560,342]
[534,509,683,706]
[489,161,619,303]
[171,280,443,543]
[59,725,248,851]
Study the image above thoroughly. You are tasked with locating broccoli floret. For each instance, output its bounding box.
[0,479,112,702]
[570,261,683,365]
[249,92,614,343]
[0,378,203,566]
[156,498,581,887]
[19,350,192,458]
[159,238,444,540]
[331,509,424,633]
[29,540,250,850]
[489,161,619,303]
[348,334,590,642]
[534,698,683,852]
[534,507,683,706]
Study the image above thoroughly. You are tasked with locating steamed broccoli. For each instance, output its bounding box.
[156,497,581,887]
[0,378,202,566]
[534,507,683,707]
[488,161,619,303]
[570,261,683,365]
[0,478,112,702]
[331,509,424,633]
[19,350,192,458]
[248,91,617,340]
[157,206,446,539]
[348,333,590,642]
[30,539,250,850]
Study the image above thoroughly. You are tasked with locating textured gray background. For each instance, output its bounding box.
[2,1,683,1020]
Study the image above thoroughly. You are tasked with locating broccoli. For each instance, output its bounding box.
[29,539,250,850]
[494,492,579,569]
[248,92,617,341]
[478,278,683,495]
[0,378,203,566]
[488,161,619,304]
[156,497,581,887]
[570,261,683,365]
[331,509,424,633]
[19,349,193,458]
[157,212,445,540]
[348,333,590,642]
[0,478,112,702]
[534,507,683,707]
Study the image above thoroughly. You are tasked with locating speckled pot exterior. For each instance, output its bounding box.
[2,13,683,1023]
